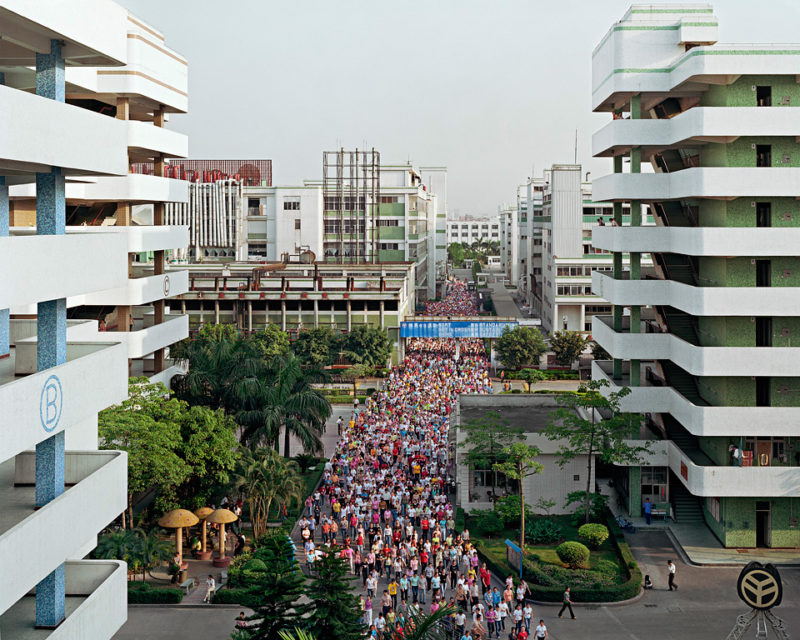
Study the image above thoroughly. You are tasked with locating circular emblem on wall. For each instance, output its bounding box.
[163,275,171,297]
[40,374,63,433]
[737,562,782,610]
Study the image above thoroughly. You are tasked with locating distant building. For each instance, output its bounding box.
[447,215,501,246]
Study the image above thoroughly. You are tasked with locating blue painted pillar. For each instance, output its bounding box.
[34,39,66,630]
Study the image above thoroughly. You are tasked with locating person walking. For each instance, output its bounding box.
[534,619,548,640]
[557,587,575,619]
[643,498,652,525]
[667,560,678,591]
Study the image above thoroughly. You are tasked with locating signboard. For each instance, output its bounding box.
[400,321,517,339]
[505,538,523,579]
[737,562,782,610]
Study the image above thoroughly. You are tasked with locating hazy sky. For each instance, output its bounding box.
[122,0,799,215]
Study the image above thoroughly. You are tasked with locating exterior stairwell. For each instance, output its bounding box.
[670,479,706,524]
[660,361,708,407]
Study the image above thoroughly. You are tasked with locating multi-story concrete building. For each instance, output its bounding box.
[244,158,445,300]
[530,165,653,333]
[447,215,501,246]
[591,4,800,548]
[0,2,189,636]
[499,204,520,285]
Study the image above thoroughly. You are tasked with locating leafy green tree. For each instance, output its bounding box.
[493,443,543,553]
[176,405,240,507]
[240,535,310,640]
[448,242,465,268]
[550,330,589,366]
[293,327,339,367]
[495,326,547,369]
[98,378,189,526]
[459,411,524,499]
[545,379,648,524]
[341,325,391,368]
[590,341,611,361]
[96,529,141,565]
[305,547,363,640]
[251,324,290,360]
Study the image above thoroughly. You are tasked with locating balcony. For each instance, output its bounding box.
[593,107,800,157]
[80,269,189,306]
[592,168,800,203]
[10,174,189,204]
[0,85,128,181]
[0,560,126,639]
[104,313,188,358]
[592,272,800,316]
[0,451,127,611]
[1,233,128,311]
[126,120,188,160]
[592,314,800,376]
[592,360,800,438]
[592,224,800,257]
[0,340,127,460]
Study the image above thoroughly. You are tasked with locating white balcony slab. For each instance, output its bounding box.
[592,315,800,376]
[593,107,800,157]
[0,85,128,180]
[0,341,127,461]
[593,360,800,438]
[148,364,185,389]
[592,272,800,316]
[80,269,188,306]
[10,174,189,204]
[622,436,800,498]
[592,168,800,203]
[105,313,188,358]
[0,233,128,310]
[126,120,188,160]
[0,1,127,67]
[0,451,127,613]
[0,561,126,640]
[592,225,800,257]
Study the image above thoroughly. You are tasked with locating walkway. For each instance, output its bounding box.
[488,282,527,318]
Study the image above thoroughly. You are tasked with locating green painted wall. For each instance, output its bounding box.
[378,226,405,240]
[699,436,728,466]
[700,74,800,107]
[379,249,405,262]
[697,376,755,408]
[701,137,800,169]
[710,498,800,548]
[628,466,641,516]
[697,316,753,347]
[378,203,405,216]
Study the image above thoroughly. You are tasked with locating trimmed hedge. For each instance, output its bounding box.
[556,541,590,568]
[127,583,183,604]
[578,523,610,550]
[327,395,368,404]
[213,587,258,607]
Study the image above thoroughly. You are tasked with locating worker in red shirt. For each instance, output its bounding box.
[480,564,492,595]
[421,517,430,541]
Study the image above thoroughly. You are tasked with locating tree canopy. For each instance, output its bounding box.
[459,411,524,498]
[293,327,341,368]
[341,325,391,368]
[550,330,589,366]
[495,325,547,369]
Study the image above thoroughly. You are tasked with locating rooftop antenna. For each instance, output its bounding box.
[574,129,578,164]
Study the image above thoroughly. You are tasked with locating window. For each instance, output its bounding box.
[283,197,300,210]
[706,497,721,522]
[756,85,772,107]
[294,219,301,230]
[756,202,771,227]
[641,467,668,503]
[380,196,402,204]
[379,243,399,250]
[377,219,399,227]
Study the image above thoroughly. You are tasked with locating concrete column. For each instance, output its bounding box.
[35,39,66,629]
[346,300,352,332]
[0,176,8,357]
[379,299,385,328]
[313,299,319,328]
[214,300,220,324]
[281,300,286,331]
[248,300,253,332]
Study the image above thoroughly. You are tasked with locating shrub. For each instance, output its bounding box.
[212,587,256,607]
[245,558,268,572]
[578,523,609,550]
[525,518,563,545]
[494,495,533,527]
[455,508,466,533]
[476,511,504,537]
[564,491,609,526]
[555,541,590,568]
[127,583,183,604]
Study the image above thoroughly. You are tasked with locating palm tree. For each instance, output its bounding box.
[135,528,173,582]
[235,448,304,538]
[239,354,330,457]
[96,529,141,565]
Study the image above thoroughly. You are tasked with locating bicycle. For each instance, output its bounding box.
[616,515,637,534]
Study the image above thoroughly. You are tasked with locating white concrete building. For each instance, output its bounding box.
[530,165,653,333]
[499,204,520,286]
[244,161,446,300]
[591,4,800,548]
[447,215,501,246]
[0,3,188,635]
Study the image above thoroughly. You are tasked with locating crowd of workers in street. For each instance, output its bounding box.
[296,281,554,639]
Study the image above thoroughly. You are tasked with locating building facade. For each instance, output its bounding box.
[591,4,800,548]
[447,216,501,246]
[0,2,189,636]
[530,165,653,333]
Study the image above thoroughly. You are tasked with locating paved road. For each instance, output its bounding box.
[114,605,245,640]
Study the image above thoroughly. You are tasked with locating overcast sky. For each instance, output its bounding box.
[122,0,799,216]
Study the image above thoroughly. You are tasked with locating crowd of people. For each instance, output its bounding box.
[424,280,480,317]
[296,283,550,639]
